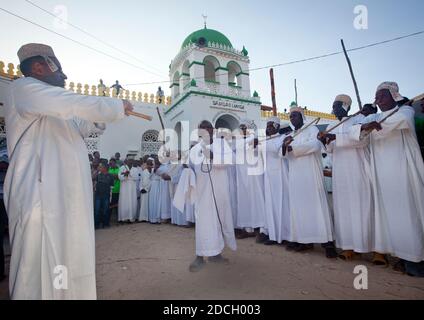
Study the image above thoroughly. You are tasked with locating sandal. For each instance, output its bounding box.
[372,252,389,267]
[339,250,360,261]
[393,259,406,274]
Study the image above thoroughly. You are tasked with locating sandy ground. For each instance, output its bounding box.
[1,221,424,300]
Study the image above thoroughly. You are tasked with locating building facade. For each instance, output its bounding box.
[0,27,337,160]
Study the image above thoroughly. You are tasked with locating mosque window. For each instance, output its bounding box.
[141,130,161,156]
[227,61,242,88]
[203,56,220,83]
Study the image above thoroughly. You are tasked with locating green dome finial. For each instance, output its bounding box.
[253,90,259,98]
[190,79,197,87]
[242,46,248,57]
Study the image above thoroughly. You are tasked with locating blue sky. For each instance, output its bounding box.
[1,0,423,113]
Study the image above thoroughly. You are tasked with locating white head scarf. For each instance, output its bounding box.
[334,94,352,111]
[289,106,306,120]
[377,82,404,102]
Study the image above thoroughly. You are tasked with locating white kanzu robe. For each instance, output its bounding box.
[138,168,152,222]
[118,165,139,222]
[326,115,373,252]
[190,139,237,257]
[235,136,266,230]
[227,164,238,227]
[261,135,291,243]
[355,106,424,262]
[285,126,334,244]
[148,172,161,223]
[156,163,172,220]
[4,77,124,300]
[170,165,188,226]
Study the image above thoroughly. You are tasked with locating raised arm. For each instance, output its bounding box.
[13,78,126,123]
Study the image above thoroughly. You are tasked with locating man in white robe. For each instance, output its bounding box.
[319,94,373,260]
[283,106,337,258]
[118,159,139,222]
[187,121,237,272]
[258,117,291,245]
[154,161,171,222]
[234,119,265,239]
[4,43,133,299]
[138,158,154,222]
[352,82,424,273]
[148,160,162,224]
[170,164,189,226]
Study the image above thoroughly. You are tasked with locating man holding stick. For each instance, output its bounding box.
[4,43,134,299]
[282,106,336,258]
[319,95,373,261]
[352,82,424,274]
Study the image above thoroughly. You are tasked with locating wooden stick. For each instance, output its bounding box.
[294,79,298,106]
[270,68,277,116]
[341,39,363,110]
[258,117,321,145]
[157,107,165,129]
[322,110,362,135]
[378,107,400,124]
[292,117,321,139]
[359,107,400,140]
[127,111,152,121]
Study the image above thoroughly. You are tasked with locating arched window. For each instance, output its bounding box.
[141,130,161,156]
[181,60,190,90]
[203,56,220,83]
[227,61,242,88]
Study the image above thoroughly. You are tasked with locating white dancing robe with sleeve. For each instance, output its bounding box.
[189,139,237,257]
[4,77,124,300]
[355,106,424,262]
[326,115,373,252]
[261,135,291,243]
[285,126,334,244]
[118,166,139,222]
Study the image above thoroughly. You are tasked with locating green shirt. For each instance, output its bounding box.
[108,167,120,194]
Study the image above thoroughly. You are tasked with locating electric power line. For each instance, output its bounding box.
[0,6,164,78]
[124,29,424,86]
[24,0,165,77]
[2,5,423,88]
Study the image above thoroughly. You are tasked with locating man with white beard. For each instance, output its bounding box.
[352,82,424,275]
[283,106,337,258]
[319,94,373,261]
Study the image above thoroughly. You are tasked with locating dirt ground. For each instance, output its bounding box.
[1,221,424,300]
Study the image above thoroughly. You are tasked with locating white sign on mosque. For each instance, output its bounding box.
[211,100,245,111]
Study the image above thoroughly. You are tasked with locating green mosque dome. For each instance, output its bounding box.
[181,27,233,49]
